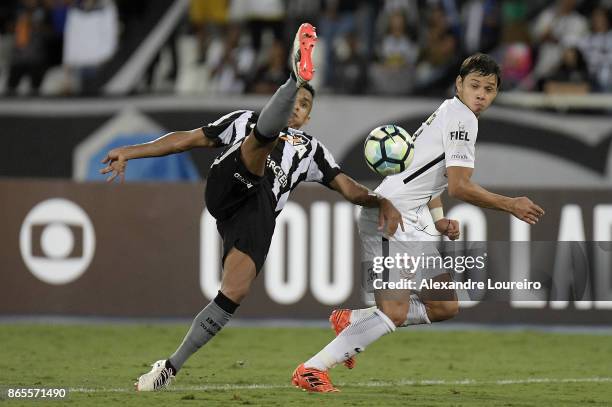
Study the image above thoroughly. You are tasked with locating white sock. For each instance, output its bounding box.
[349,306,377,323]
[401,295,431,327]
[304,310,395,371]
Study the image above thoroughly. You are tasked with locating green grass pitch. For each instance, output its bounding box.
[1,324,611,406]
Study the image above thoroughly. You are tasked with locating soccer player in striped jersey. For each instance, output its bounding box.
[100,23,404,391]
[292,53,546,392]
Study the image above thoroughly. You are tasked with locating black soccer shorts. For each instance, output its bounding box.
[205,141,276,274]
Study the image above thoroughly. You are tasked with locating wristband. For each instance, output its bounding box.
[430,207,444,223]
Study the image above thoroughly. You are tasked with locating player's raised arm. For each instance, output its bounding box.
[100,128,216,183]
[329,173,404,235]
[447,166,545,225]
[428,196,460,240]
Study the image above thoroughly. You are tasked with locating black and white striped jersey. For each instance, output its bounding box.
[202,110,342,215]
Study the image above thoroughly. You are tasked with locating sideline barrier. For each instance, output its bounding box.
[1,179,611,324]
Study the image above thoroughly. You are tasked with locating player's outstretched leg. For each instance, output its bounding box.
[240,23,317,176]
[135,360,175,391]
[136,249,255,391]
[339,295,456,328]
[292,364,339,393]
[328,294,435,356]
[292,22,317,85]
[293,308,396,392]
[329,307,377,369]
[134,289,239,391]
[416,273,459,323]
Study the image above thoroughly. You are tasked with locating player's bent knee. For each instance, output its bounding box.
[428,300,459,322]
[443,300,460,319]
[389,314,407,327]
[379,305,408,327]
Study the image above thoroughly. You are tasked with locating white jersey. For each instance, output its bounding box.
[374,96,478,216]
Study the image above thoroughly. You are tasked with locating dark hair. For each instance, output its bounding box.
[300,82,316,99]
[459,53,502,89]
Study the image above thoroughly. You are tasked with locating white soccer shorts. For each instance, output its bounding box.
[358,205,447,293]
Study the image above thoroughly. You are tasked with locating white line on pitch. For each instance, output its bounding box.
[68,377,612,393]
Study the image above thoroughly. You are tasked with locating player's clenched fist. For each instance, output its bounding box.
[435,218,460,240]
[100,148,128,183]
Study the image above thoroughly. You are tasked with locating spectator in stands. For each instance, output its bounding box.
[189,0,228,64]
[333,30,368,94]
[207,23,255,94]
[228,0,284,53]
[6,0,51,96]
[284,0,321,51]
[497,0,533,90]
[579,6,612,92]
[144,26,179,93]
[44,0,70,68]
[369,10,418,95]
[0,2,18,33]
[247,39,288,94]
[62,0,118,95]
[319,0,362,87]
[531,0,589,83]
[500,43,532,91]
[414,4,459,93]
[460,0,501,55]
[542,46,592,94]
[377,0,419,30]
[437,0,462,40]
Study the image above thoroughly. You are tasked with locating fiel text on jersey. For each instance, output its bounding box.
[450,130,470,141]
[450,121,470,141]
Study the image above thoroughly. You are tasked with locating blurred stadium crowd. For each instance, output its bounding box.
[0,0,611,97]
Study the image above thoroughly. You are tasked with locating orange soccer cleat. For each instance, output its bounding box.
[292,363,339,393]
[329,309,356,369]
[292,23,318,84]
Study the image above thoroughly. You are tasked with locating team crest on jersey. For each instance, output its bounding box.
[280,129,310,158]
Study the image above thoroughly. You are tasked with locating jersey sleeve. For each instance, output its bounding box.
[201,110,255,147]
[305,139,342,187]
[443,113,478,168]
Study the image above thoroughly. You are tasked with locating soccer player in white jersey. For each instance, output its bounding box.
[293,53,546,392]
[99,23,404,391]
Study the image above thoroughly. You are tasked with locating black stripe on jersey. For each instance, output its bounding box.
[382,237,389,284]
[202,110,245,142]
[312,142,342,186]
[402,153,445,184]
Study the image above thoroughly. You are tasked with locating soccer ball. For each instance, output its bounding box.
[364,125,415,176]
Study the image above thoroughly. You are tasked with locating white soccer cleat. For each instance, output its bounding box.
[135,359,175,391]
